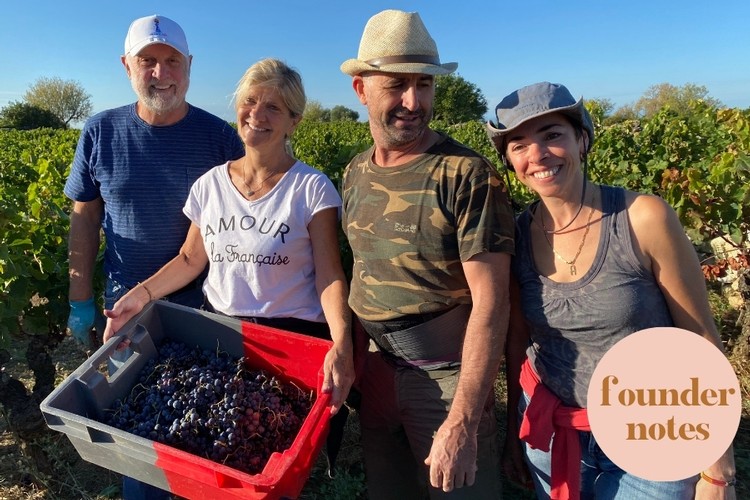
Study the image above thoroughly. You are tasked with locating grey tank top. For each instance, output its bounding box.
[514,185,673,408]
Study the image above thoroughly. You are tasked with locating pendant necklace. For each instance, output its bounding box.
[540,192,596,276]
[241,157,278,197]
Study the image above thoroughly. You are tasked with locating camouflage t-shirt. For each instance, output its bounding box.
[342,132,515,321]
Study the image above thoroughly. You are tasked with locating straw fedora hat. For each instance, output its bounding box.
[341,10,457,76]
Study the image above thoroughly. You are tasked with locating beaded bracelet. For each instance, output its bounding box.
[700,471,736,487]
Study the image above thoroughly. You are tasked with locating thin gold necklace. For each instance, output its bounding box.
[241,157,279,197]
[541,195,596,276]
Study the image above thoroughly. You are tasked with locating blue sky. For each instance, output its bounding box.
[2,1,748,126]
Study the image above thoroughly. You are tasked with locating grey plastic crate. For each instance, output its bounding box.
[40,300,332,499]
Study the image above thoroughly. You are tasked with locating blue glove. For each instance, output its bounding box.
[68,298,96,346]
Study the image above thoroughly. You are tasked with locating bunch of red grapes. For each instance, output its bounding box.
[104,340,314,474]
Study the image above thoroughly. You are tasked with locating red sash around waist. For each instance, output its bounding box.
[519,358,591,500]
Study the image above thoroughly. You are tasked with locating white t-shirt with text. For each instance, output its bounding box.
[183,160,341,321]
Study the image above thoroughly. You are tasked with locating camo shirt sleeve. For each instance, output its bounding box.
[342,133,515,321]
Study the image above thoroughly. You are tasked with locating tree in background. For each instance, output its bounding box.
[303,100,359,122]
[612,83,723,121]
[585,98,615,129]
[23,77,93,127]
[329,105,359,122]
[0,101,66,130]
[303,100,330,122]
[433,73,487,124]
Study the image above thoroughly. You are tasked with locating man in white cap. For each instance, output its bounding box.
[64,14,243,498]
[340,9,514,499]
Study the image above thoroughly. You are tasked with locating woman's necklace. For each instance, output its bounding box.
[540,193,596,276]
[241,158,279,197]
[542,182,587,234]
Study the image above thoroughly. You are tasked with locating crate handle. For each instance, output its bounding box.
[77,324,149,388]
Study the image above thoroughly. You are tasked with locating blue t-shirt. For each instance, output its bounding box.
[64,103,244,288]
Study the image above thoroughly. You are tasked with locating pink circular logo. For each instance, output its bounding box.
[587,327,740,481]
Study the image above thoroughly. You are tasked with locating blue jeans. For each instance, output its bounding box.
[519,392,697,499]
[105,278,202,500]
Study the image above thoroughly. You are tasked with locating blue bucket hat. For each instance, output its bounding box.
[486,82,594,168]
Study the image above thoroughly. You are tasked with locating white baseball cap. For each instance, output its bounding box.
[124,14,189,58]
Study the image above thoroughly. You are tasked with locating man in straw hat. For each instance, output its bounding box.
[340,9,514,498]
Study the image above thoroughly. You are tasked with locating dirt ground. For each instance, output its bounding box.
[0,336,121,499]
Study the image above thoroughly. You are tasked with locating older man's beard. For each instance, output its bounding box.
[131,76,190,115]
[379,107,431,147]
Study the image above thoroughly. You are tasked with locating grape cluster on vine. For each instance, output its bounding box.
[103,340,314,475]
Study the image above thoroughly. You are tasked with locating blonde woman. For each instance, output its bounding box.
[104,60,354,467]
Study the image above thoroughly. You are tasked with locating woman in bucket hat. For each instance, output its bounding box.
[340,9,514,499]
[488,83,736,499]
